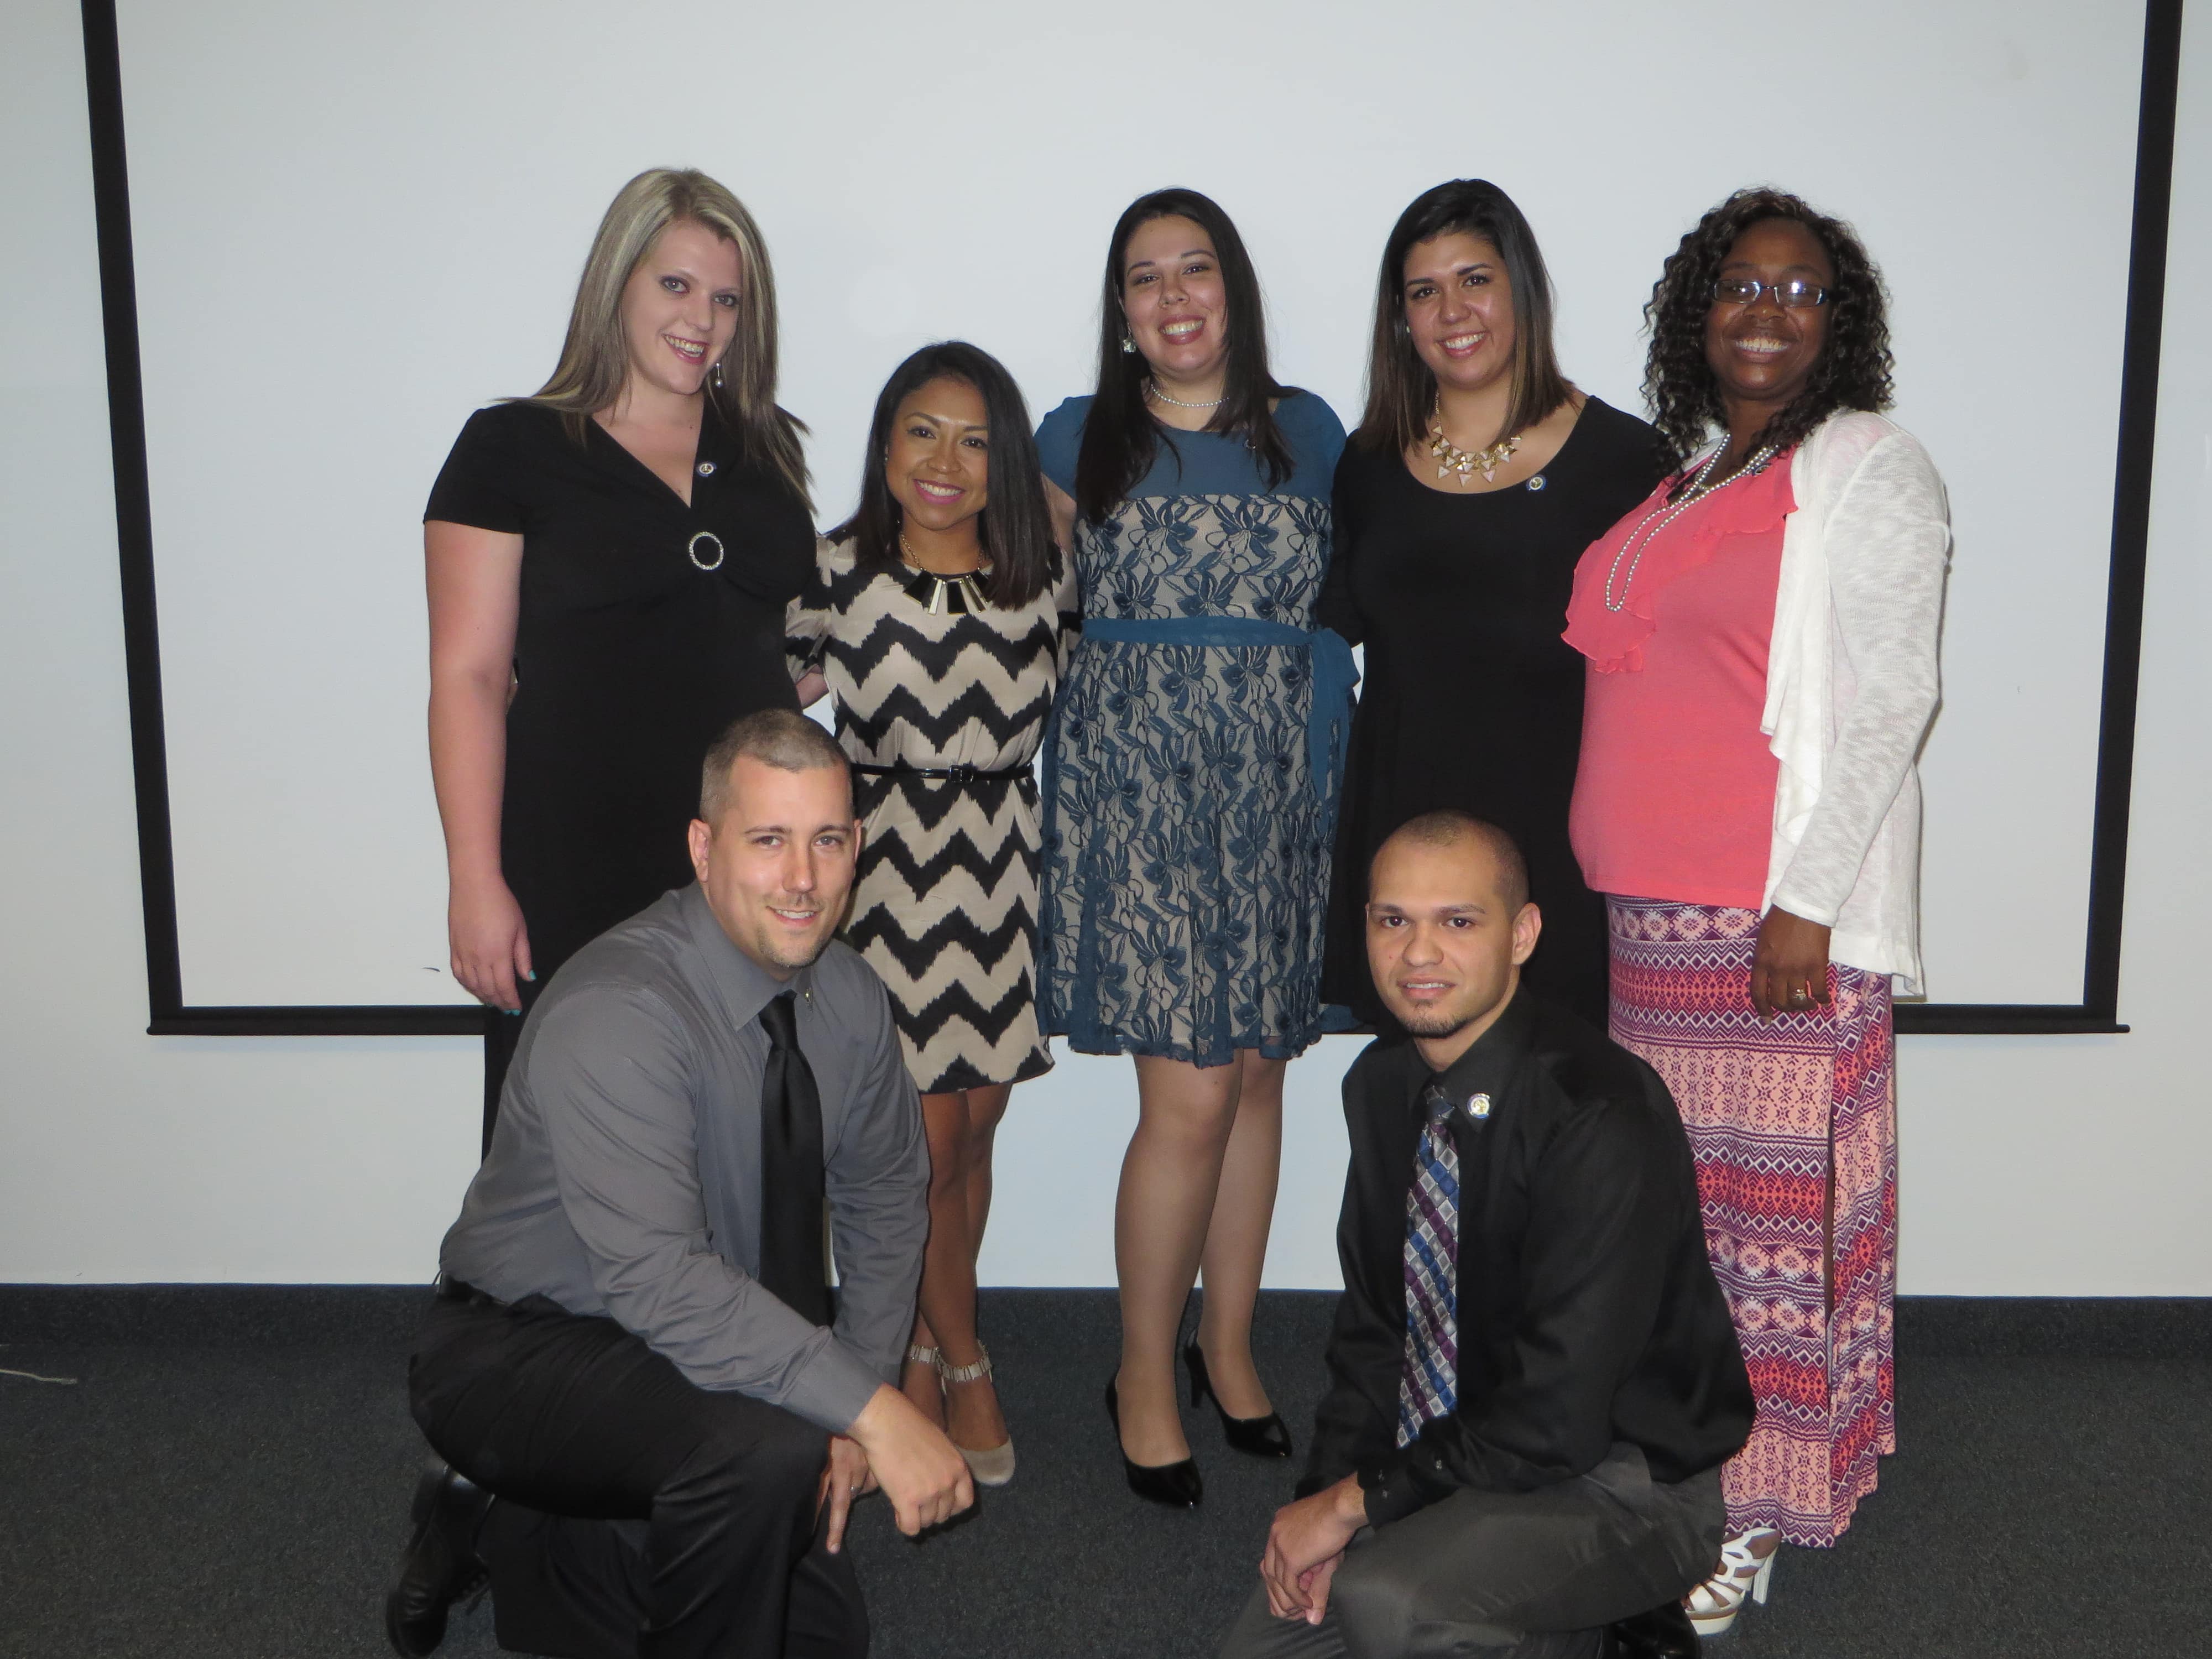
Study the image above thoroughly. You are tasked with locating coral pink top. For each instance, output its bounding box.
[1563,456,1795,911]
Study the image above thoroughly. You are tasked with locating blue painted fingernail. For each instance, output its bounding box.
[524,970,536,981]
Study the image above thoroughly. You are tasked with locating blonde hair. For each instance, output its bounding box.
[529,168,809,507]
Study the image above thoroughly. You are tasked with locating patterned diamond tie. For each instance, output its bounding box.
[1396,1079,1460,1448]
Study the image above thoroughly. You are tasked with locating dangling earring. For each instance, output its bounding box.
[1121,333,1136,354]
[711,359,726,390]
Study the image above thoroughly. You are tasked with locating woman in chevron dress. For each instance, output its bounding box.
[788,342,1074,1486]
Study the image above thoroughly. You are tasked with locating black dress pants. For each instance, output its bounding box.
[409,1288,868,1659]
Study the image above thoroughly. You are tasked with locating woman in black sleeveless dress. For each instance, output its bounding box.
[1319,180,1663,1028]
[424,169,812,1146]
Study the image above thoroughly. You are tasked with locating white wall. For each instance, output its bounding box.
[3,0,2207,1292]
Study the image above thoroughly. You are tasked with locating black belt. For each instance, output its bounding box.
[850,761,1030,785]
[434,1272,504,1310]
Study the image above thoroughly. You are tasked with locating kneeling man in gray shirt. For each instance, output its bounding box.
[386,709,971,1659]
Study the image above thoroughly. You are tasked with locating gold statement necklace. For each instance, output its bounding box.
[1426,399,1522,486]
[898,532,989,615]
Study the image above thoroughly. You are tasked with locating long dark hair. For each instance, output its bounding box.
[1644,187,1895,474]
[830,341,1055,610]
[1071,187,1295,524]
[1353,179,1572,455]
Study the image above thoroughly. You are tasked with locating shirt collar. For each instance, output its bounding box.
[1422,985,1536,1115]
[677,880,812,1029]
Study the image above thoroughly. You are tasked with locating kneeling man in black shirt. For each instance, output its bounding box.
[1223,812,1754,1659]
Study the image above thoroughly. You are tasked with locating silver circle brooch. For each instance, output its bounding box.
[687,530,726,571]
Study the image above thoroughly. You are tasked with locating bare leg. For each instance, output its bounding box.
[1113,1053,1246,1467]
[917,1086,1010,1453]
[963,1083,1010,1268]
[949,1083,1013,1453]
[1195,1051,1286,1419]
[901,1310,944,1427]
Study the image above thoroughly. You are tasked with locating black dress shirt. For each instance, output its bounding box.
[1301,987,1753,1527]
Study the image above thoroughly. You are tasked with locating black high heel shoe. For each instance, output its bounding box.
[1104,1380,1203,1507]
[1182,1342,1293,1458]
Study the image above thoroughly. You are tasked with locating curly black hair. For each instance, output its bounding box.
[1643,187,1895,474]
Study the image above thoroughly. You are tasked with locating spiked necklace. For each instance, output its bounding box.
[1426,400,1522,486]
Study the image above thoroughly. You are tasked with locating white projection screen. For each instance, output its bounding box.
[91,0,2171,1033]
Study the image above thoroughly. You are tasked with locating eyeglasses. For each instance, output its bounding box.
[1712,276,1828,309]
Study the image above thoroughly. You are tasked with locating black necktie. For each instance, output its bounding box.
[755,990,830,1326]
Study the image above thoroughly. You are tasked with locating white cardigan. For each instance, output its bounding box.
[1757,411,1949,994]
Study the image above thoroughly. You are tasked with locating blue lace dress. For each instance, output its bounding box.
[1036,392,1348,1064]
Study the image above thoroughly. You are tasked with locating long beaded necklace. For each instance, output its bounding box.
[1425,398,1522,486]
[1600,444,1777,612]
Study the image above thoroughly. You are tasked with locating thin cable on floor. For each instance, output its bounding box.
[0,1347,80,1385]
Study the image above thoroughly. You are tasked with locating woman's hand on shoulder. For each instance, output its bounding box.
[1750,906,1832,1020]
[450,875,533,1012]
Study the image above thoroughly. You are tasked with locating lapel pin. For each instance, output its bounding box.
[1466,1093,1492,1120]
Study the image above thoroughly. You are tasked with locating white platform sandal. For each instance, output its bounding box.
[1684,1526,1779,1637]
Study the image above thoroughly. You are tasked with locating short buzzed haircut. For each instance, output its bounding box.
[698,709,851,822]
[1371,810,1530,912]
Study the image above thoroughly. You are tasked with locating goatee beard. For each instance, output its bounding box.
[1396,1009,1473,1039]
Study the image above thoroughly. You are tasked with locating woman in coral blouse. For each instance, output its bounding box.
[1566,189,1949,1636]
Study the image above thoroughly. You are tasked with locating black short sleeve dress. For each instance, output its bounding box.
[425,399,813,1119]
[1317,398,1663,1027]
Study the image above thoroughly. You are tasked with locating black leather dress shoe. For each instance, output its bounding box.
[1104,1380,1203,1507]
[384,1460,492,1657]
[1182,1342,1293,1458]
[1603,1599,1700,1658]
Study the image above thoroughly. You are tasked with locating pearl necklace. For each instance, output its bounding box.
[1426,403,1522,485]
[1601,445,1777,613]
[1146,380,1227,410]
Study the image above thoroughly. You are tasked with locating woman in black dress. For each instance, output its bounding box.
[1318,179,1664,1027]
[425,168,813,1145]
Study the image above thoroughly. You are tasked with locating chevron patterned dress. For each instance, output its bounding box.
[787,539,1078,1093]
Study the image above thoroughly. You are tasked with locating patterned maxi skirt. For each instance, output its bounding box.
[1606,896,1897,1547]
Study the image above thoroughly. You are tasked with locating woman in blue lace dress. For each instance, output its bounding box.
[1037,187,1351,1505]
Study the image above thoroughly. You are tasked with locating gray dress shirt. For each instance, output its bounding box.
[440,882,928,1434]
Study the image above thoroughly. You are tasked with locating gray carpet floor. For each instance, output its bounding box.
[1,1289,2205,1658]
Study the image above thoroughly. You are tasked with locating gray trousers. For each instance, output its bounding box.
[1219,1447,1723,1659]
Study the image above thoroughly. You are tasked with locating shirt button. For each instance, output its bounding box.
[696,461,716,477]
